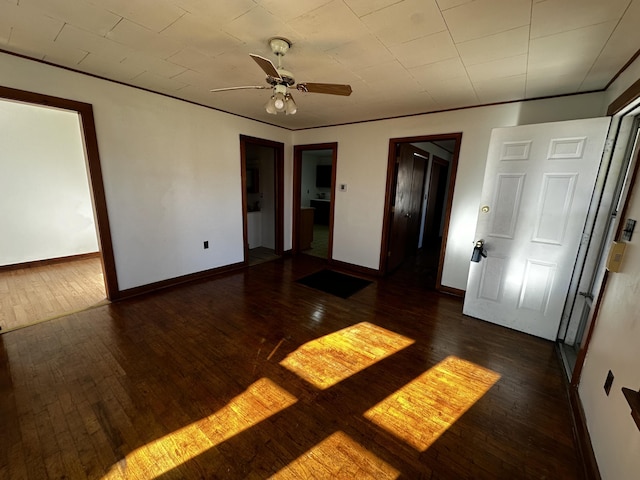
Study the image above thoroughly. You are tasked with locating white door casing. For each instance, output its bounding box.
[463,118,611,340]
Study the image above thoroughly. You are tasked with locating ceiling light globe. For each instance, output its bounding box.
[265,96,277,114]
[273,92,286,111]
[285,95,297,115]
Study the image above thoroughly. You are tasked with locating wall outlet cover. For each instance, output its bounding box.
[604,370,614,396]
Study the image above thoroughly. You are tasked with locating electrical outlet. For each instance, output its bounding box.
[203,241,209,249]
[604,370,614,396]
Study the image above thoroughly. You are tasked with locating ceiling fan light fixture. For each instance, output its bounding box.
[265,96,277,114]
[285,94,297,115]
[273,92,286,111]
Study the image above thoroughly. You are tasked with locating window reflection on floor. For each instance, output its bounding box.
[272,431,399,479]
[103,378,297,479]
[279,322,415,390]
[364,356,501,451]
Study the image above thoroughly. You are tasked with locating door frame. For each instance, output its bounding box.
[380,133,461,290]
[570,119,640,386]
[239,135,285,262]
[292,143,337,258]
[0,85,119,299]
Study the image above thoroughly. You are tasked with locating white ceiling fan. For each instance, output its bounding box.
[210,37,353,115]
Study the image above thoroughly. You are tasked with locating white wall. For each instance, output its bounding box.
[579,173,640,479]
[0,100,98,265]
[578,55,640,480]
[301,150,332,208]
[301,155,315,208]
[292,94,606,287]
[0,52,291,290]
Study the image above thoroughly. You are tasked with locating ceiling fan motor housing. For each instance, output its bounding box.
[268,70,295,87]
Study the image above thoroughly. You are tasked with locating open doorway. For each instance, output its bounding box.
[380,134,461,290]
[293,143,337,260]
[239,135,284,266]
[0,87,118,332]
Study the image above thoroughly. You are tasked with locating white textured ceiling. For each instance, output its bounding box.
[1,0,639,129]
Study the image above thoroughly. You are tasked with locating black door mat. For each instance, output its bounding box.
[297,269,372,299]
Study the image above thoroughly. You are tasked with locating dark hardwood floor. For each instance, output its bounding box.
[0,255,581,479]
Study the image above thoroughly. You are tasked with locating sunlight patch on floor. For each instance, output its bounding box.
[102,378,297,479]
[364,356,501,451]
[279,322,414,390]
[271,431,399,479]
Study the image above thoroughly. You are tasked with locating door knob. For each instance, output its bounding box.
[471,239,487,262]
[404,213,411,218]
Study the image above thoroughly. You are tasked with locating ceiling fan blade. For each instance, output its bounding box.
[296,83,352,96]
[249,54,281,80]
[209,86,268,92]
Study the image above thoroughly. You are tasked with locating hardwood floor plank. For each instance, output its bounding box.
[0,256,582,479]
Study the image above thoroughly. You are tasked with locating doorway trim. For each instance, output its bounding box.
[239,135,285,263]
[380,133,462,292]
[0,85,119,299]
[292,143,337,259]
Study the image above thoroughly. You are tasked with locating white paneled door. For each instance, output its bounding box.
[463,118,611,340]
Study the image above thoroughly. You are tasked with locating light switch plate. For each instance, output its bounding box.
[606,241,626,272]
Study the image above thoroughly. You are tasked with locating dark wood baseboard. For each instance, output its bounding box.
[569,386,601,479]
[0,252,101,272]
[570,386,602,480]
[556,343,602,480]
[115,261,245,300]
[327,258,381,279]
[438,285,465,298]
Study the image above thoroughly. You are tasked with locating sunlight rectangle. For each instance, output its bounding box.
[103,377,296,479]
[364,356,500,451]
[271,431,399,479]
[279,322,414,389]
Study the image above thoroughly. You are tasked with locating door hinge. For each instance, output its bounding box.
[387,250,392,257]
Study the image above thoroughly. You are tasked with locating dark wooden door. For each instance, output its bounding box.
[387,145,427,271]
[423,155,448,246]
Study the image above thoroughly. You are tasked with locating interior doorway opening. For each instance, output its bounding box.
[239,135,284,266]
[293,143,337,260]
[381,134,461,291]
[0,88,118,332]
